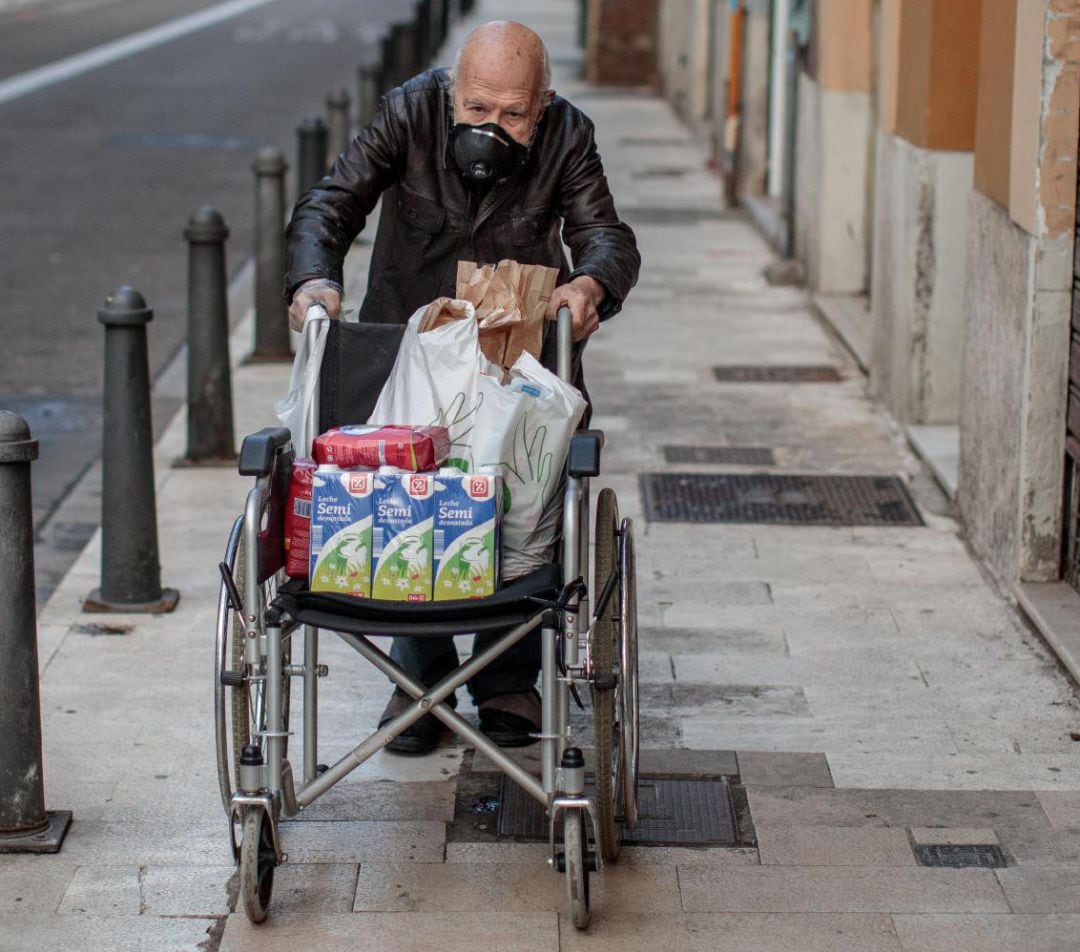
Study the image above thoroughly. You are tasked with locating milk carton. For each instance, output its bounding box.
[433,470,501,600]
[309,466,375,597]
[371,472,434,601]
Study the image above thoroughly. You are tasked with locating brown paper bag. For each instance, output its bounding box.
[456,259,558,369]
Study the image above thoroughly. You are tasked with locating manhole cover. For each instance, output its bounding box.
[641,473,923,526]
[663,446,776,466]
[621,207,735,225]
[497,776,740,846]
[632,167,692,179]
[915,844,1007,868]
[619,137,695,147]
[713,365,841,383]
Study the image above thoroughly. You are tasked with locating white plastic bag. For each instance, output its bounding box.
[274,304,331,457]
[367,301,481,469]
[471,353,586,578]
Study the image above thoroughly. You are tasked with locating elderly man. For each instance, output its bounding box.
[285,20,639,753]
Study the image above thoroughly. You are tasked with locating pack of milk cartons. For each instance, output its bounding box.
[432,467,502,600]
[371,470,435,601]
[308,466,375,597]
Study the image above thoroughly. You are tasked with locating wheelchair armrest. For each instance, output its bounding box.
[567,430,604,478]
[239,427,293,477]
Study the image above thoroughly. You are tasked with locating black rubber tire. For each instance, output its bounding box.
[563,810,591,930]
[229,526,290,785]
[239,809,275,923]
[591,487,623,863]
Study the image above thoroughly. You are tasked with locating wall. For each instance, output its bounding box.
[957,0,1079,584]
[791,0,874,291]
[586,0,660,86]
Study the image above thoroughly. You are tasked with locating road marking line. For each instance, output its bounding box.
[0,0,284,106]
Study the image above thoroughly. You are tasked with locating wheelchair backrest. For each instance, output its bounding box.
[318,320,407,432]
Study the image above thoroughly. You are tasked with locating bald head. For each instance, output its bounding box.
[451,21,552,145]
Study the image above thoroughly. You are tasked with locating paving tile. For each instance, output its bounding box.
[678,866,1010,913]
[47,819,233,866]
[757,827,916,867]
[261,864,359,914]
[828,754,1080,791]
[353,861,681,914]
[0,859,77,913]
[745,788,1049,832]
[1035,790,1080,829]
[910,829,1000,846]
[140,865,235,916]
[639,626,790,657]
[995,867,1080,913]
[218,911,558,951]
[737,751,834,787]
[0,914,218,952]
[558,912,902,951]
[58,865,139,915]
[278,820,445,863]
[998,828,1080,867]
[291,780,457,822]
[891,913,1080,952]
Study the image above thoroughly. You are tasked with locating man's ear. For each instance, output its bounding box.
[541,88,555,108]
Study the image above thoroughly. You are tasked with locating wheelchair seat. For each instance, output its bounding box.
[274,562,561,637]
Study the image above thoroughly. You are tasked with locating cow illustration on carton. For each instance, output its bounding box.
[372,472,434,601]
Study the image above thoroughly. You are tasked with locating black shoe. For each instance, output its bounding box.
[378,691,450,755]
[478,689,542,747]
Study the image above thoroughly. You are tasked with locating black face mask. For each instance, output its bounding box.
[450,122,528,183]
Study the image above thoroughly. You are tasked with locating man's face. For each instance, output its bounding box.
[453,64,544,145]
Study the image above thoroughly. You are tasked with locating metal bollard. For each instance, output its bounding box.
[250,150,291,363]
[0,412,71,853]
[296,116,328,196]
[325,87,351,167]
[183,207,236,461]
[85,287,179,614]
[356,62,380,130]
[415,0,432,66]
[391,20,418,85]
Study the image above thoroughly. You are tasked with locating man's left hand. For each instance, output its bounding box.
[547,275,606,342]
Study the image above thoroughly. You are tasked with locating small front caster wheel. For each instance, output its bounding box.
[239,809,276,923]
[563,811,591,929]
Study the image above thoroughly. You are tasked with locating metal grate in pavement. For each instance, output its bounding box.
[497,776,739,846]
[663,446,776,466]
[620,207,735,225]
[641,473,924,526]
[915,844,1007,868]
[712,365,842,383]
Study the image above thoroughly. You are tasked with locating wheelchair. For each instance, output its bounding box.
[214,307,639,928]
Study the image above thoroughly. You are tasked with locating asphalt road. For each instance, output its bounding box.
[0,0,427,599]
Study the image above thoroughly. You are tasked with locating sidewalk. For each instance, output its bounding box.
[6,1,1080,950]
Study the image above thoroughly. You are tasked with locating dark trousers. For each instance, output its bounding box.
[388,629,541,704]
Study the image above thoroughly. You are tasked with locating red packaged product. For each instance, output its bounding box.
[284,457,316,579]
[312,425,451,472]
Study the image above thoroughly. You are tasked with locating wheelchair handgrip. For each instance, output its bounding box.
[557,305,572,383]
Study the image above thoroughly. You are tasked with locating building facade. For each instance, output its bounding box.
[599,1,1080,599]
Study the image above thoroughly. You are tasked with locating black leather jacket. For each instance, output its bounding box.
[285,68,640,345]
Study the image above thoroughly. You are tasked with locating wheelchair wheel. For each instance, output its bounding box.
[239,808,276,923]
[591,488,624,862]
[215,517,290,816]
[563,810,591,930]
[619,516,640,830]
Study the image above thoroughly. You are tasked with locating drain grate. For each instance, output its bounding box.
[497,776,739,846]
[712,365,842,383]
[915,844,1007,869]
[663,446,776,466]
[641,473,923,526]
[632,167,692,179]
[621,207,735,225]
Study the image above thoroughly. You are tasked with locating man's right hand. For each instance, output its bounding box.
[288,278,343,332]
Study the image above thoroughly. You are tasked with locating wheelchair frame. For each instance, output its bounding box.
[214,308,638,929]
